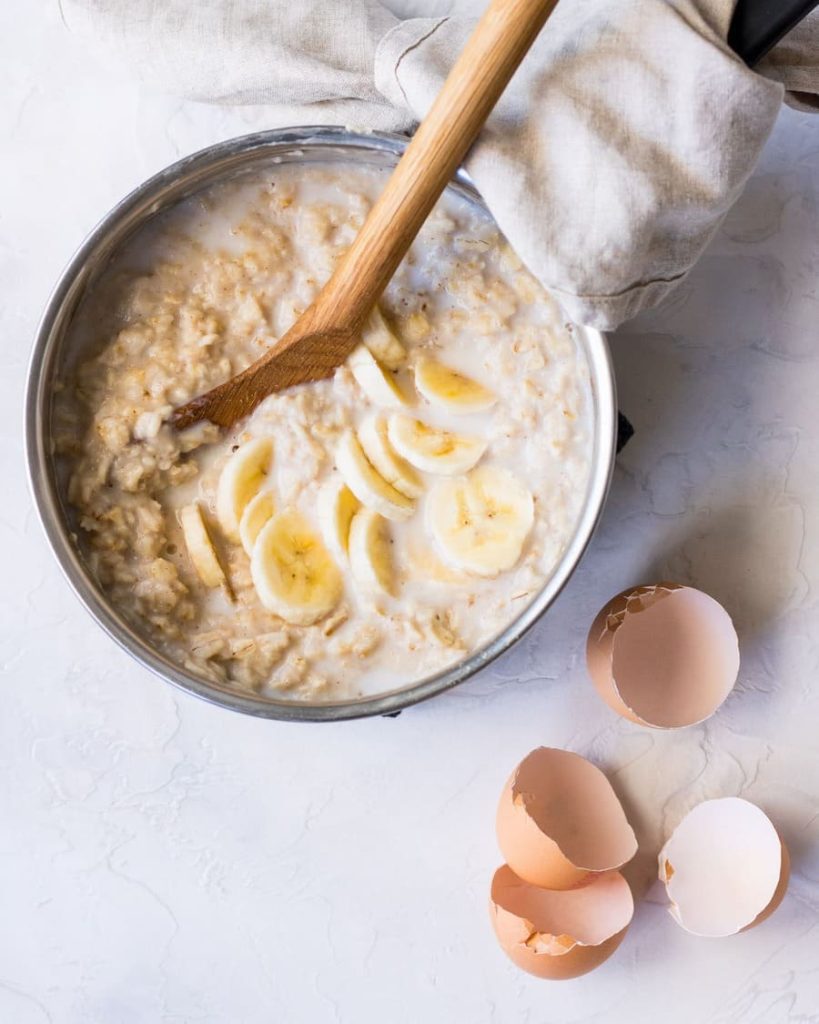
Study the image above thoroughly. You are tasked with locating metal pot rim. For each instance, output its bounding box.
[25,125,616,722]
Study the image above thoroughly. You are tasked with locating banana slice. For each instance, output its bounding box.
[406,542,469,584]
[216,437,273,542]
[415,356,496,413]
[357,414,423,499]
[348,344,409,409]
[239,490,275,556]
[427,466,534,577]
[318,478,360,562]
[335,430,414,521]
[348,508,395,597]
[387,414,487,475]
[179,503,230,591]
[251,508,342,626]
[362,306,406,370]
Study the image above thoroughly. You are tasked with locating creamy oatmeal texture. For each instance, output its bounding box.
[58,162,592,701]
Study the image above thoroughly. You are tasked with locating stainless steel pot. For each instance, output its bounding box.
[25,126,616,721]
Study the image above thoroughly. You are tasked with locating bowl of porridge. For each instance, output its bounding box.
[26,127,616,721]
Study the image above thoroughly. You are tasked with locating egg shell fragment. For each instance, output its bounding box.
[586,582,740,729]
[490,866,634,980]
[659,797,789,937]
[496,747,638,891]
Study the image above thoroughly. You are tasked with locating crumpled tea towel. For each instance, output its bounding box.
[60,0,818,329]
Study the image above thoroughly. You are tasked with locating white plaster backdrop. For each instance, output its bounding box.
[2,2,818,1022]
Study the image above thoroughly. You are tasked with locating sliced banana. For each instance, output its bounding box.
[179,503,230,591]
[251,508,342,626]
[348,508,395,597]
[239,490,275,556]
[406,542,469,585]
[361,306,406,370]
[415,356,496,413]
[348,344,409,409]
[426,465,534,577]
[335,430,414,521]
[387,414,487,475]
[357,414,423,499]
[216,436,273,543]
[318,477,360,562]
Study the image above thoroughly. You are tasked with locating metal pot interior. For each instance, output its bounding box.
[26,127,616,721]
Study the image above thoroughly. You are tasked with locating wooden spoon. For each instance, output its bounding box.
[170,0,560,431]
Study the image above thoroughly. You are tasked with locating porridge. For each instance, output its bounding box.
[56,162,592,700]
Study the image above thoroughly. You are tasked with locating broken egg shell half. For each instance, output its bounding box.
[659,797,790,937]
[490,865,634,980]
[586,582,740,729]
[496,747,638,891]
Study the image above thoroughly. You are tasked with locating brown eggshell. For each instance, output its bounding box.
[489,866,633,980]
[659,797,789,937]
[496,747,637,890]
[586,582,740,729]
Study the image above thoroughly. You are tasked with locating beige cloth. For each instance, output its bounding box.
[60,0,818,329]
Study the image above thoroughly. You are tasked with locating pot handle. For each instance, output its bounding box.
[728,0,818,66]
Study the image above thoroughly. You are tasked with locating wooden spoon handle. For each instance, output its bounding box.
[168,0,560,431]
[311,0,560,331]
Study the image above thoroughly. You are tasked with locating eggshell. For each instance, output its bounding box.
[586,582,739,728]
[489,866,634,979]
[496,747,637,890]
[659,797,789,937]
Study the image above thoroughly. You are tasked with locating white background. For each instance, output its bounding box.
[3,3,818,1022]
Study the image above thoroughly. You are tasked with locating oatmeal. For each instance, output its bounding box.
[57,163,592,700]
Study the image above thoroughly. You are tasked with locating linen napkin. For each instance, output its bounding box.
[60,0,818,329]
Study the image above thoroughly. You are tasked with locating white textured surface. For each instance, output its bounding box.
[3,3,819,1021]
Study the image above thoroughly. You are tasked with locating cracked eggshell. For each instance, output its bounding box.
[586,582,740,729]
[490,866,634,980]
[496,748,638,891]
[659,797,790,937]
